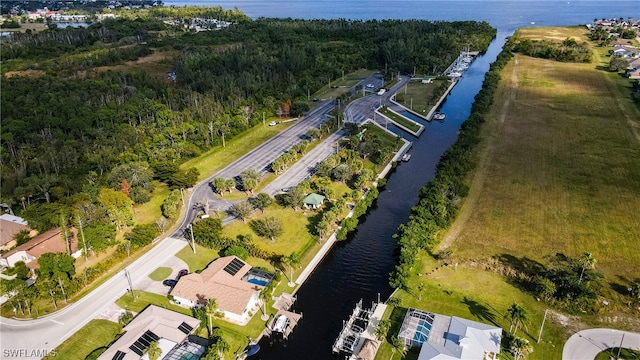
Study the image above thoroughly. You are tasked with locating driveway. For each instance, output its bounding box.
[562,328,640,360]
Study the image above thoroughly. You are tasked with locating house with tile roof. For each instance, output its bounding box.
[98,305,203,360]
[0,214,31,251]
[170,256,265,325]
[398,308,502,360]
[0,227,80,269]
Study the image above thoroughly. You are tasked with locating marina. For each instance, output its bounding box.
[443,50,479,78]
[332,300,387,359]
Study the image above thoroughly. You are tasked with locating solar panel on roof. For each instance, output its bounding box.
[129,330,160,356]
[178,321,194,334]
[112,351,126,360]
[223,257,245,276]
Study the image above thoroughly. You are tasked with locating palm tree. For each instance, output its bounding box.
[259,288,270,321]
[205,298,221,337]
[506,303,528,335]
[212,336,229,360]
[578,252,596,283]
[145,341,162,360]
[390,336,406,360]
[374,319,391,340]
[511,337,533,359]
[285,252,301,287]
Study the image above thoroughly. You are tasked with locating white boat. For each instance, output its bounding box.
[401,154,411,162]
[271,314,290,334]
[448,72,462,78]
[432,112,446,121]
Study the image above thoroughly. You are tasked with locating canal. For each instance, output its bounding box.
[255,31,511,359]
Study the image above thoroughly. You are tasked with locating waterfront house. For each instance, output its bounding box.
[170,256,266,325]
[98,305,203,360]
[398,308,502,360]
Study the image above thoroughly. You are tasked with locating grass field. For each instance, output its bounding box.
[444,27,640,285]
[377,107,423,133]
[44,320,122,360]
[394,78,449,114]
[148,266,172,281]
[378,26,640,360]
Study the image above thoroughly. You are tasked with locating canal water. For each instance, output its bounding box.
[254,29,512,360]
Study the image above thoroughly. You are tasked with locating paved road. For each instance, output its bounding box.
[173,100,336,234]
[562,328,640,360]
[0,100,338,359]
[345,75,410,124]
[262,130,347,195]
[0,237,188,359]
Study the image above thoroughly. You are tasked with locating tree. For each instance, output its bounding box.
[144,341,162,360]
[249,216,283,241]
[13,229,31,246]
[609,57,629,72]
[161,189,182,219]
[107,162,154,204]
[211,177,232,196]
[98,188,134,230]
[374,319,391,340]
[306,127,321,140]
[282,186,305,210]
[242,178,258,194]
[191,217,224,249]
[119,311,134,326]
[331,164,351,183]
[222,245,248,260]
[37,253,76,305]
[250,193,273,213]
[284,252,301,287]
[510,337,533,360]
[205,298,221,336]
[578,252,596,283]
[390,336,406,359]
[229,201,254,223]
[506,303,528,335]
[13,261,30,280]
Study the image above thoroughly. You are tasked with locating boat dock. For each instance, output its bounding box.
[332,300,382,356]
[266,309,303,341]
[443,50,478,78]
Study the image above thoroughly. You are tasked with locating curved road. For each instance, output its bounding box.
[562,328,640,360]
[0,100,337,359]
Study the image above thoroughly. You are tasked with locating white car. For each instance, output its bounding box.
[269,121,277,126]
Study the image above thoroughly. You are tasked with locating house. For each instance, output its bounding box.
[0,214,31,251]
[303,193,325,209]
[98,305,203,360]
[0,227,80,269]
[398,308,502,360]
[170,256,267,325]
[613,45,639,59]
[626,58,640,80]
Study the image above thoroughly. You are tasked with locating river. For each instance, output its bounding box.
[159,1,639,358]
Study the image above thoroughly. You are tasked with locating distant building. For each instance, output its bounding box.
[0,214,31,251]
[98,305,204,360]
[0,227,80,269]
[398,308,502,360]
[171,256,271,325]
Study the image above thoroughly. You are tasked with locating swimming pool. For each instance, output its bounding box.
[412,320,432,344]
[247,277,269,286]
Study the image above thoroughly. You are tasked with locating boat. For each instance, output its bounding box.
[271,314,290,334]
[401,153,411,162]
[448,72,462,78]
[432,112,446,121]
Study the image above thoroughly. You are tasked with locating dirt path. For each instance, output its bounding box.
[438,56,520,251]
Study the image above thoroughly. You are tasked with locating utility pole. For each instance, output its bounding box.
[189,224,196,254]
[537,309,549,343]
[124,269,136,300]
[262,111,265,126]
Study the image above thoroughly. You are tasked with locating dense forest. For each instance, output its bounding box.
[1,8,496,238]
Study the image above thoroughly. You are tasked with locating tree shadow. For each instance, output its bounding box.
[495,254,545,276]
[461,297,499,327]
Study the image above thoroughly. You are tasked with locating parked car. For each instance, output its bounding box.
[163,279,177,287]
[269,121,277,126]
[177,269,189,278]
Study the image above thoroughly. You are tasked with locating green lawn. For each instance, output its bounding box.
[115,290,190,316]
[377,107,423,133]
[176,243,220,272]
[148,266,172,281]
[133,181,169,225]
[394,78,450,114]
[44,320,122,360]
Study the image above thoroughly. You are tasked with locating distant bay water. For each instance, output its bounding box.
[162,0,640,33]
